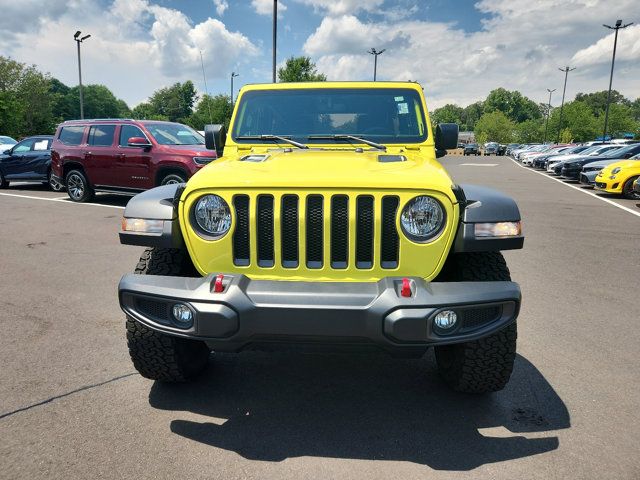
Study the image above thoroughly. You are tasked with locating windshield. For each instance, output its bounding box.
[601,144,637,158]
[589,145,620,155]
[143,123,204,145]
[0,136,17,145]
[232,88,427,145]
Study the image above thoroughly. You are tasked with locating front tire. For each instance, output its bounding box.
[434,252,518,393]
[48,170,64,192]
[160,173,186,186]
[126,248,209,382]
[622,176,640,200]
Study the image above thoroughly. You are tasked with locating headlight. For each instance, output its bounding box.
[611,167,622,174]
[400,196,445,242]
[192,195,231,238]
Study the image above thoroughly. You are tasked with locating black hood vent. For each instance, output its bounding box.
[378,154,406,163]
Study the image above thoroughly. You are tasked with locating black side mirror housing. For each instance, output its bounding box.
[435,123,459,158]
[205,124,226,157]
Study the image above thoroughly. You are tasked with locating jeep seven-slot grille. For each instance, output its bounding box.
[232,194,401,270]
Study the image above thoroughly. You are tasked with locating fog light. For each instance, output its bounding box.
[172,304,193,326]
[434,310,457,330]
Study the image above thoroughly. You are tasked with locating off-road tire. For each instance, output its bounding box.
[434,252,518,393]
[126,247,209,382]
[622,176,640,200]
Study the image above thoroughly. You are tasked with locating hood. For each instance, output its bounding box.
[599,159,640,174]
[183,147,454,197]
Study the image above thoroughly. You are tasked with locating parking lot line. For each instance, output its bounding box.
[460,163,498,167]
[508,157,640,219]
[0,192,125,210]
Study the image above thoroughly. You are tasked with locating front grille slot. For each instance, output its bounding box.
[355,196,374,268]
[233,195,250,266]
[306,195,324,268]
[136,298,169,323]
[380,196,400,268]
[331,195,349,268]
[256,195,274,267]
[281,195,299,268]
[231,192,402,272]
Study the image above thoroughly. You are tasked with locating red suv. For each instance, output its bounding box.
[51,119,218,202]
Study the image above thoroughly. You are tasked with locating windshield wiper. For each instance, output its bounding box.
[307,134,386,151]
[235,135,308,149]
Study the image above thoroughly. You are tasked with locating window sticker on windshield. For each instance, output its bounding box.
[394,96,404,101]
[397,102,409,114]
[33,140,48,151]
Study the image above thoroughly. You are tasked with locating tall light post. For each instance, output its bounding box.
[543,88,556,144]
[74,31,91,119]
[556,66,575,144]
[602,19,633,142]
[231,72,239,104]
[368,48,385,81]
[199,50,213,123]
[272,0,277,82]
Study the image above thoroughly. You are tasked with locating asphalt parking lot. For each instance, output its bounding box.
[1,154,639,479]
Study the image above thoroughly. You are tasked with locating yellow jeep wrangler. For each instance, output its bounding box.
[119,81,524,393]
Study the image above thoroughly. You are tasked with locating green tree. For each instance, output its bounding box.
[473,111,515,144]
[131,102,168,121]
[484,88,542,123]
[431,104,464,126]
[574,90,629,116]
[515,118,545,143]
[461,101,484,131]
[630,98,640,122]
[147,81,197,122]
[278,56,326,82]
[547,101,598,142]
[0,56,57,137]
[186,94,233,130]
[65,84,130,119]
[602,103,638,138]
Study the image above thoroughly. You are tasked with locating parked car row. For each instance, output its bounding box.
[510,142,640,200]
[0,118,218,202]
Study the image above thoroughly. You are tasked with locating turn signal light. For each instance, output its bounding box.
[121,217,164,234]
[474,221,521,238]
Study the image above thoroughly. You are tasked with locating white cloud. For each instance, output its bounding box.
[213,0,228,16]
[1,0,260,106]
[296,0,384,16]
[252,0,286,16]
[572,24,640,67]
[303,0,640,109]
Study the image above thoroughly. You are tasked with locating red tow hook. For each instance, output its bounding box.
[401,277,412,298]
[213,274,225,293]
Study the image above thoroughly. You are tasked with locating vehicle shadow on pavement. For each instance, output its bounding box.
[148,352,569,470]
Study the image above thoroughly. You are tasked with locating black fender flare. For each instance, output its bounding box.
[452,184,524,252]
[119,184,185,248]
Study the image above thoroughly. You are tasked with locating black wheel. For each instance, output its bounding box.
[126,247,209,382]
[0,172,8,189]
[47,170,64,192]
[160,173,186,186]
[65,169,94,202]
[622,176,640,200]
[434,252,517,393]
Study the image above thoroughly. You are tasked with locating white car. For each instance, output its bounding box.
[0,136,17,153]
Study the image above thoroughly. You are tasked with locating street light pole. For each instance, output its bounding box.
[199,51,213,124]
[231,72,239,105]
[74,31,91,119]
[368,48,385,81]
[556,66,575,144]
[543,88,556,144]
[602,19,633,142]
[272,0,277,82]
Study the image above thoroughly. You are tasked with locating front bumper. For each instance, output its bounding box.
[119,274,521,354]
[561,168,580,180]
[594,177,622,193]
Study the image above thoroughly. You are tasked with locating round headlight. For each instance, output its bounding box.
[400,196,445,242]
[193,194,231,237]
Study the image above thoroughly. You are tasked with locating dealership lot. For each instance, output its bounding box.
[1,154,639,479]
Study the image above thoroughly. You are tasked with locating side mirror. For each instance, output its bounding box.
[127,137,152,148]
[205,124,226,157]
[435,123,459,158]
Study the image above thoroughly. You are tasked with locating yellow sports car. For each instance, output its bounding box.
[595,154,640,199]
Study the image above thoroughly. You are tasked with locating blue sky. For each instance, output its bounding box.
[1,0,639,109]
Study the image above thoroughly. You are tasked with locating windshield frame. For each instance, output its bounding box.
[231,87,429,146]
